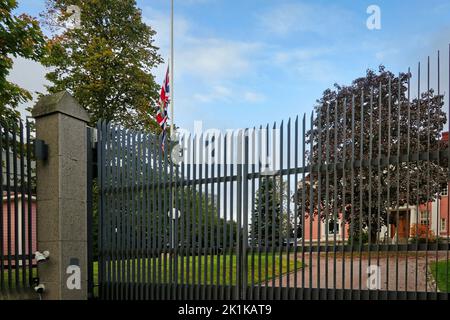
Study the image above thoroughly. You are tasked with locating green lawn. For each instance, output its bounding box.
[430,260,450,293]
[0,267,37,291]
[3,254,301,297]
[96,253,300,285]
[94,253,301,296]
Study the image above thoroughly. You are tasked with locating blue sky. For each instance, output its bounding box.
[9,0,450,132]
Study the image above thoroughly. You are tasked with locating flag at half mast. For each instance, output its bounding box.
[156,64,170,151]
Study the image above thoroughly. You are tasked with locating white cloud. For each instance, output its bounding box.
[273,47,334,65]
[143,6,264,105]
[243,91,266,103]
[177,38,262,82]
[193,85,232,103]
[7,57,50,118]
[256,3,355,37]
[271,46,338,84]
[374,49,400,61]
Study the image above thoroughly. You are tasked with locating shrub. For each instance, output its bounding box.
[410,223,436,243]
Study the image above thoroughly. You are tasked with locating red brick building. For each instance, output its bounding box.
[1,193,37,266]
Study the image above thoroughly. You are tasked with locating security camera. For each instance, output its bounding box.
[35,250,50,263]
[34,284,45,294]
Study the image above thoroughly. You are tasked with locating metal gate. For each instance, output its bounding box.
[0,119,37,294]
[96,52,450,300]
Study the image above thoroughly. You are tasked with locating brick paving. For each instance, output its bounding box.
[267,251,449,292]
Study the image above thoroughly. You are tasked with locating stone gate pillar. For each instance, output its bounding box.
[32,91,90,300]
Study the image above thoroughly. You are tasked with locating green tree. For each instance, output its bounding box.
[40,0,163,130]
[251,176,288,247]
[1,0,45,127]
[295,66,448,242]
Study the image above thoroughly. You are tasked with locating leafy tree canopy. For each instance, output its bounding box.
[295,66,448,240]
[1,0,45,127]
[40,0,163,130]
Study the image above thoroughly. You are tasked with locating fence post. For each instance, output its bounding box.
[32,91,90,300]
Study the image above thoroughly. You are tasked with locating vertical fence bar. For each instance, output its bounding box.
[156,133,163,300]
[434,51,440,299]
[125,128,132,300]
[286,119,291,300]
[376,83,382,300]
[178,136,185,300]
[185,134,192,300]
[367,88,374,297]
[168,134,174,300]
[447,43,450,297]
[107,123,113,300]
[257,127,263,300]
[236,131,242,300]
[386,77,392,295]
[192,135,198,300]
[415,62,421,296]
[229,134,235,300]
[19,122,26,288]
[425,56,431,297]
[250,129,256,300]
[341,99,347,299]
[130,130,136,300]
[301,115,306,300]
[271,123,277,300]
[308,114,313,300]
[293,116,299,300]
[169,133,174,300]
[316,112,322,300]
[137,131,143,299]
[222,134,228,299]
[242,130,249,300]
[405,68,411,299]
[333,101,338,300]
[163,134,169,300]
[324,104,330,299]
[0,122,3,290]
[278,122,283,300]
[350,95,355,297]
[358,90,364,298]
[199,133,205,299]
[97,121,103,298]
[112,125,119,299]
[26,121,33,289]
[86,126,94,299]
[145,134,155,300]
[264,125,269,299]
[205,134,211,299]
[395,74,401,297]
[215,133,221,300]
[120,126,127,300]
[12,123,19,289]
[101,121,107,299]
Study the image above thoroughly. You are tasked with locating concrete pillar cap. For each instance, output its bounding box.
[32,91,90,123]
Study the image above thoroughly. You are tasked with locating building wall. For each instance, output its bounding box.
[302,213,350,243]
[1,197,37,265]
[416,182,450,238]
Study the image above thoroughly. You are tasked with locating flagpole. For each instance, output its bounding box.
[170,0,174,136]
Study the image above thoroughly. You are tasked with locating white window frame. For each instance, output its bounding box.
[327,219,340,235]
[420,211,430,226]
[440,218,447,232]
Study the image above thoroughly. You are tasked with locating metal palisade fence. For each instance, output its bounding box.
[0,119,37,293]
[96,48,450,300]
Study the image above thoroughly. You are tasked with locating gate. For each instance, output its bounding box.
[0,119,37,295]
[96,54,450,301]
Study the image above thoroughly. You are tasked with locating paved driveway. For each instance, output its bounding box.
[268,251,448,292]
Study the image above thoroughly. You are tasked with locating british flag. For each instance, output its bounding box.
[156,65,170,151]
